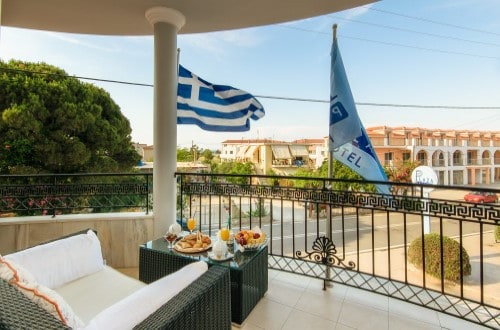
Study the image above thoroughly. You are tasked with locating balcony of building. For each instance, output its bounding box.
[1,173,499,328]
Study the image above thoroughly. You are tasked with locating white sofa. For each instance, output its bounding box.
[0,229,231,329]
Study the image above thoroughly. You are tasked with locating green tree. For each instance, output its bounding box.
[199,149,214,164]
[213,161,254,184]
[176,147,193,162]
[0,60,140,174]
[291,167,321,188]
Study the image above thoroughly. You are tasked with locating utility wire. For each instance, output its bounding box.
[280,25,500,60]
[328,15,500,48]
[255,94,500,110]
[364,6,500,38]
[0,67,154,87]
[2,67,500,110]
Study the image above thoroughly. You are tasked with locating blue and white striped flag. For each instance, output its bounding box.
[177,65,265,132]
[329,38,390,195]
[328,38,362,150]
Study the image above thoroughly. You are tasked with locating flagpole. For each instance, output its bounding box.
[328,24,337,182]
[326,23,338,289]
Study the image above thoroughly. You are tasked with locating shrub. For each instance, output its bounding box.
[246,198,268,217]
[408,233,471,282]
[495,225,500,243]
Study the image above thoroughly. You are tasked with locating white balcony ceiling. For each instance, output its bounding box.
[1,0,375,35]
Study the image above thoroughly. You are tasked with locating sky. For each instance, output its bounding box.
[1,0,500,150]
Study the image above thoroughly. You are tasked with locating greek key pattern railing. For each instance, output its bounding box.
[0,173,152,215]
[1,183,149,196]
[179,173,500,328]
[181,181,499,224]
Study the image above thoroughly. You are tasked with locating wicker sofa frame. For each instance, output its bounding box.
[0,230,232,330]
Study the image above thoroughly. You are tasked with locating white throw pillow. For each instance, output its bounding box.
[84,261,209,330]
[5,229,104,289]
[0,255,85,328]
[0,254,37,285]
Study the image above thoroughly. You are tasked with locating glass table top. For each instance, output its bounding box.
[142,233,267,270]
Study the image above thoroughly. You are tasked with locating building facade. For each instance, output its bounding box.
[221,127,500,185]
[220,139,314,175]
[366,126,500,185]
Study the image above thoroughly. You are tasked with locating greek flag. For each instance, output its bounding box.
[177,65,265,131]
[329,39,390,195]
[328,38,362,150]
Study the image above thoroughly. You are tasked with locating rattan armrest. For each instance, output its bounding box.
[134,265,231,330]
[0,279,70,329]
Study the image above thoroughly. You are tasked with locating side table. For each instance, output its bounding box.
[139,237,268,325]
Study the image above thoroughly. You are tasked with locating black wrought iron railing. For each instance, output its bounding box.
[1,172,499,327]
[176,172,500,329]
[0,173,152,216]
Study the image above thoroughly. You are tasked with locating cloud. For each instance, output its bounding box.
[45,32,122,53]
[180,28,264,56]
[342,4,374,20]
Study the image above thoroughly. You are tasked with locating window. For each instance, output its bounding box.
[384,152,393,166]
[416,151,426,165]
[402,152,411,162]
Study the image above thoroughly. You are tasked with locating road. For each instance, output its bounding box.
[197,200,492,257]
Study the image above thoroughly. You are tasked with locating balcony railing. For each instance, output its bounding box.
[0,173,152,216]
[1,172,499,328]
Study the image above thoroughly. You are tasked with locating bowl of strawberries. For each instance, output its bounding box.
[235,226,267,251]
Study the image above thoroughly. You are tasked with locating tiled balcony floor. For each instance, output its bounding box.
[240,269,489,330]
[117,267,490,330]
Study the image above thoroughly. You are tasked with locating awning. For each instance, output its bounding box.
[235,146,248,158]
[244,145,258,158]
[289,145,309,157]
[271,145,291,159]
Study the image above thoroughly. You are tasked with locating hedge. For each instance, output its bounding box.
[408,233,471,282]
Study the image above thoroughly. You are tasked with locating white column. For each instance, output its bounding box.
[146,7,185,238]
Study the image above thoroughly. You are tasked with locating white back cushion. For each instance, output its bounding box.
[5,229,104,289]
[0,256,85,328]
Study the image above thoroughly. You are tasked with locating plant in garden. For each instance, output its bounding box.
[246,198,268,217]
[408,233,471,282]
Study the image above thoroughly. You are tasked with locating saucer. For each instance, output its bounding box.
[208,252,233,261]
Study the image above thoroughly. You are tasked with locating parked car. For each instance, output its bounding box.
[463,191,498,204]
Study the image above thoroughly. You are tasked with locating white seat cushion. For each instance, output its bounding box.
[54,265,145,324]
[85,261,208,330]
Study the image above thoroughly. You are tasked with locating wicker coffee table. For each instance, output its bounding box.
[139,236,268,325]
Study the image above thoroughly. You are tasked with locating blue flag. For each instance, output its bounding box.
[328,38,362,150]
[329,39,390,195]
[177,65,265,132]
[333,127,391,195]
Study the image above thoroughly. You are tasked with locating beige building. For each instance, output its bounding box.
[220,139,313,175]
[133,143,154,162]
[365,126,500,185]
[142,126,500,185]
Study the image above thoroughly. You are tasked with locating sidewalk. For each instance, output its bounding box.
[353,232,500,310]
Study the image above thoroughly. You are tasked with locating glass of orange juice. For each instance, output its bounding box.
[220,227,230,242]
[187,218,196,234]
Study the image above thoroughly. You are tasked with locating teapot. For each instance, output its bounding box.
[212,239,228,258]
